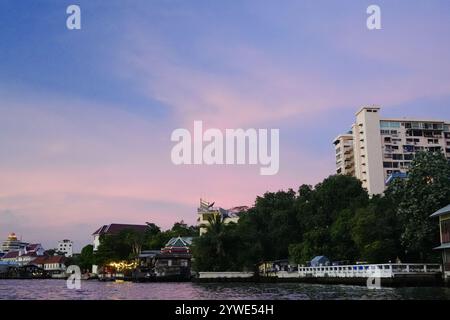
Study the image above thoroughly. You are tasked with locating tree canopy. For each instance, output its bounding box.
[192,151,449,271]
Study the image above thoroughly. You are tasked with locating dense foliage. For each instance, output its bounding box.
[74,151,449,272]
[192,151,450,271]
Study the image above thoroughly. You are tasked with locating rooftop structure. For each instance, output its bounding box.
[0,233,28,253]
[197,199,247,235]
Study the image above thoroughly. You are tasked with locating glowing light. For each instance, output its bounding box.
[107,261,137,271]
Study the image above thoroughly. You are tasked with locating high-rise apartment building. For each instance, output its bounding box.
[334,106,450,195]
[333,133,355,176]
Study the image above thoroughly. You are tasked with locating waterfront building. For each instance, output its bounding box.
[57,239,73,257]
[91,223,150,274]
[0,243,45,266]
[154,252,191,279]
[334,106,450,195]
[0,233,28,253]
[197,199,247,235]
[32,255,67,275]
[430,204,450,283]
[0,251,20,264]
[156,237,192,279]
[135,238,194,281]
[16,244,45,266]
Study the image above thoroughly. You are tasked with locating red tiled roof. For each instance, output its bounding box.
[2,251,19,259]
[32,255,66,265]
[92,223,148,235]
[26,244,40,251]
[19,252,38,258]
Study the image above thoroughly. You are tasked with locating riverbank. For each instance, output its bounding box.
[1,279,450,300]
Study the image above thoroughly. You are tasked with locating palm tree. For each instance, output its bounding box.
[206,214,226,260]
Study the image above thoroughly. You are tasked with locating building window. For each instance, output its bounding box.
[441,219,450,244]
[383,162,393,168]
[380,121,401,129]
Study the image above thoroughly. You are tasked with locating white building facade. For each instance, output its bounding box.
[57,239,73,257]
[197,199,246,235]
[0,233,28,253]
[334,106,450,195]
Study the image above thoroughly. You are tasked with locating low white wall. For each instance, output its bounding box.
[198,272,254,279]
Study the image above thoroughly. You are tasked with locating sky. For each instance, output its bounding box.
[1,0,450,251]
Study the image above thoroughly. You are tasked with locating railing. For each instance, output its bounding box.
[286,264,443,279]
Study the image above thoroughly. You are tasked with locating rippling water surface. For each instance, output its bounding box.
[1,280,450,300]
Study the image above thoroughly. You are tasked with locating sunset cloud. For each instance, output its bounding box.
[1,1,450,250]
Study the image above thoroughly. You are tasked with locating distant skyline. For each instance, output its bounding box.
[1,1,450,251]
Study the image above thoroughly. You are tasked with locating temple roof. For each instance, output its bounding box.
[165,236,193,248]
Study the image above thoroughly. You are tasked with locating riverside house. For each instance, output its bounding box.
[136,236,193,281]
[32,256,67,276]
[0,243,45,266]
[430,204,450,283]
[91,223,150,274]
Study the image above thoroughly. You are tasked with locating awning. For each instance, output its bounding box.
[430,204,450,218]
[433,243,450,250]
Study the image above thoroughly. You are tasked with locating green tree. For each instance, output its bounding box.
[290,175,368,263]
[386,151,450,261]
[192,214,244,271]
[351,196,401,263]
[123,229,146,262]
[78,244,94,272]
[94,230,137,265]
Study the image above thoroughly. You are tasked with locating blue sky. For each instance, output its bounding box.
[1,0,450,251]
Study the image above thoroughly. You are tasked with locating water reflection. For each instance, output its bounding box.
[0,280,449,300]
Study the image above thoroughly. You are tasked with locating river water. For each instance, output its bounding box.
[1,279,450,300]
